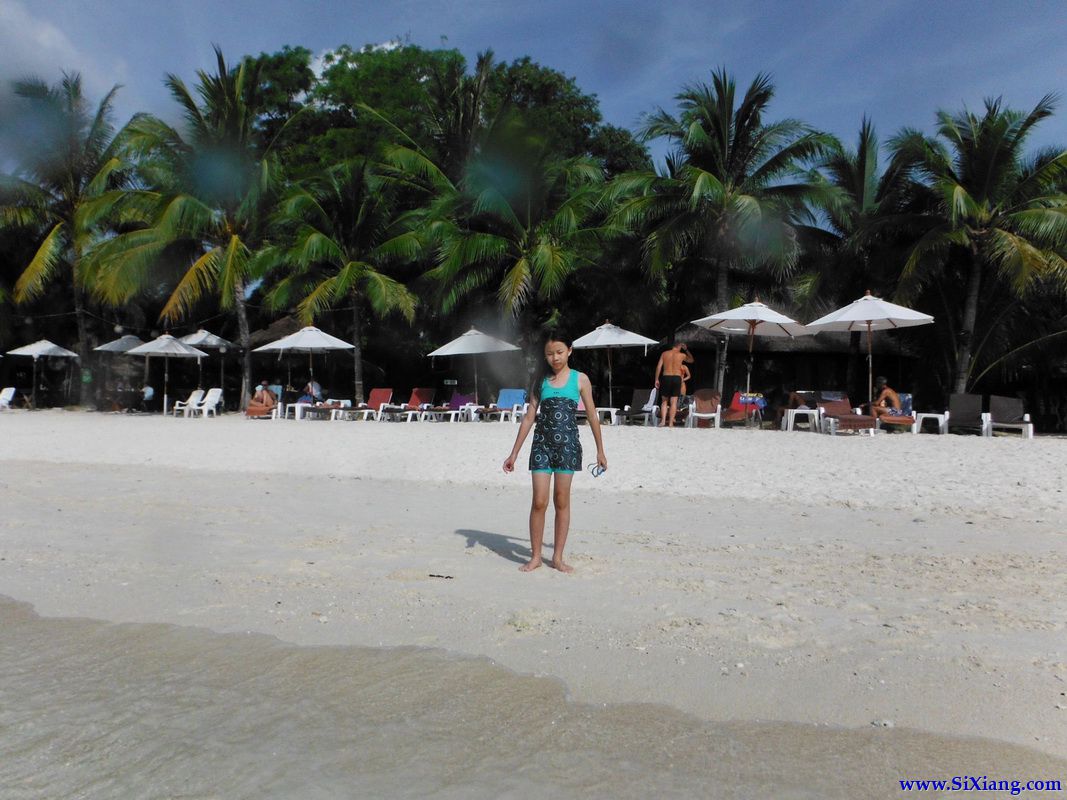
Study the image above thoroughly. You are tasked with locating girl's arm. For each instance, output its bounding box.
[502,396,539,473]
[578,373,608,470]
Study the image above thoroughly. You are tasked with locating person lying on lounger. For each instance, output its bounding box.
[246,382,278,417]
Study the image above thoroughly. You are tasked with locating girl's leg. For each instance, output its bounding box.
[521,473,552,572]
[551,472,575,572]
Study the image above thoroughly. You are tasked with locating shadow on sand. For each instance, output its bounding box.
[456,529,531,565]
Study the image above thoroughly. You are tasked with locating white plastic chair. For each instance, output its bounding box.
[188,387,223,418]
[172,389,205,417]
[0,387,15,410]
[686,390,722,428]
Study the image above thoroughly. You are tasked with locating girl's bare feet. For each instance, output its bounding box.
[519,558,542,572]
[551,559,574,573]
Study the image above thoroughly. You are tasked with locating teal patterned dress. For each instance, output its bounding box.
[530,369,582,474]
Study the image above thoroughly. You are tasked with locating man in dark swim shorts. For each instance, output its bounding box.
[654,341,693,427]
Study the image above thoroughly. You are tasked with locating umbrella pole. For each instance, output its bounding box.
[867,323,873,409]
[31,357,38,409]
[308,352,313,378]
[197,357,203,388]
[164,355,169,415]
[220,355,224,392]
[746,325,755,397]
[474,356,479,406]
[607,349,613,408]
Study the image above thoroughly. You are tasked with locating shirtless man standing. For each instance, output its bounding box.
[654,342,694,427]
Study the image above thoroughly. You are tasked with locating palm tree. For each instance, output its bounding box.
[890,96,1067,393]
[415,121,607,324]
[263,159,417,403]
[423,50,497,183]
[609,69,835,388]
[799,117,919,395]
[0,72,125,401]
[88,47,278,408]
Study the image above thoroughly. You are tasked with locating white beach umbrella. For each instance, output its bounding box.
[94,334,147,400]
[427,327,520,405]
[6,339,79,408]
[93,334,145,353]
[806,291,934,406]
[253,325,353,382]
[127,334,208,414]
[691,301,810,397]
[572,322,658,407]
[181,329,234,388]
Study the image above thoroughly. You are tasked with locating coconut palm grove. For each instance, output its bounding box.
[1,43,1065,426]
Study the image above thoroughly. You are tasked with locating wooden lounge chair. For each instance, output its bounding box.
[615,388,656,426]
[380,387,435,421]
[685,389,722,428]
[947,393,984,435]
[985,395,1033,439]
[819,396,876,435]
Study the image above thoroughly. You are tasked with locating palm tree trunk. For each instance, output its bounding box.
[846,331,861,400]
[953,253,982,394]
[72,283,91,406]
[351,297,365,404]
[715,260,729,311]
[234,283,252,411]
[714,262,729,391]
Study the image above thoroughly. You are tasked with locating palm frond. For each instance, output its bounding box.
[14,222,67,302]
[160,245,224,322]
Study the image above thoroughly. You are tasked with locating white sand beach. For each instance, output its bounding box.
[1,411,1065,766]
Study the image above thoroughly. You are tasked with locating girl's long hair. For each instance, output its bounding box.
[529,329,573,402]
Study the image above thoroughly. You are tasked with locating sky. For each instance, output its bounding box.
[1,0,1066,164]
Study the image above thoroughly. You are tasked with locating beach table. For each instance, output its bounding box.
[782,407,820,432]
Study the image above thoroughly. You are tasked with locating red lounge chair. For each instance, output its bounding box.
[380,387,435,421]
[332,388,393,420]
[721,391,761,426]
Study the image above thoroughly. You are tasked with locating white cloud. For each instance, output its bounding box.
[0,0,128,96]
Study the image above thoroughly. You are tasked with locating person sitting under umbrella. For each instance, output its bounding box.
[298,377,322,404]
[139,384,155,413]
[246,381,278,418]
[867,376,902,419]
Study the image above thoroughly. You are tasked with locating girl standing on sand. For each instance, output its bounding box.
[503,331,607,573]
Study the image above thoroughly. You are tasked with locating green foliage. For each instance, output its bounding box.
[610,68,836,322]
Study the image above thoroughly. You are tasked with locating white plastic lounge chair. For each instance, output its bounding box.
[686,389,722,428]
[336,388,394,421]
[379,388,435,422]
[172,388,205,417]
[481,389,527,423]
[188,387,223,418]
[0,387,15,410]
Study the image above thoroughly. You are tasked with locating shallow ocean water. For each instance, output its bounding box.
[1,596,1063,799]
